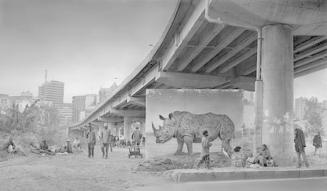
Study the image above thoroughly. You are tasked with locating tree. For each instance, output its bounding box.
[304,97,323,135]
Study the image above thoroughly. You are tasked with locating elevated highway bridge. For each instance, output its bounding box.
[70,0,327,163]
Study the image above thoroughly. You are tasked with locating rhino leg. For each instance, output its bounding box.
[222,139,232,158]
[183,136,193,155]
[175,137,184,155]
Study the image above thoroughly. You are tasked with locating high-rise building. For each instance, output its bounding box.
[322,100,327,109]
[294,97,307,120]
[56,103,73,127]
[0,94,10,113]
[38,80,64,105]
[72,94,97,123]
[98,83,118,103]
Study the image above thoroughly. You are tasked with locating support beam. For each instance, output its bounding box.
[109,109,145,117]
[126,96,145,107]
[176,24,225,71]
[162,0,206,70]
[215,81,231,89]
[155,71,228,88]
[230,76,255,91]
[98,116,124,123]
[191,28,245,72]
[294,36,327,53]
[220,48,257,73]
[112,99,127,109]
[294,41,327,61]
[205,34,257,73]
[294,49,327,68]
[295,58,327,74]
[241,64,256,76]
[295,60,327,78]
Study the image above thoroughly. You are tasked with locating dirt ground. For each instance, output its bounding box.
[0,146,169,191]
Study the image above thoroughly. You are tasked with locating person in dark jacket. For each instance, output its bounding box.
[131,126,142,146]
[313,132,322,155]
[294,128,309,168]
[86,123,96,158]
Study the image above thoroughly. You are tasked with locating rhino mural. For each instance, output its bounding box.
[152,111,235,157]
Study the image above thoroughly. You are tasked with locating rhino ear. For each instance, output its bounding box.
[159,115,165,120]
[152,123,158,135]
[168,113,173,120]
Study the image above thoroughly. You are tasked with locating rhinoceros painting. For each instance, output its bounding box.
[152,111,235,157]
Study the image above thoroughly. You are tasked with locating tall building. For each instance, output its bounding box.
[98,83,118,103]
[0,94,10,113]
[294,97,307,120]
[322,100,327,109]
[38,80,64,105]
[72,94,97,123]
[56,103,73,127]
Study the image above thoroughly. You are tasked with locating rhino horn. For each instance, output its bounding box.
[152,123,158,135]
[159,115,165,120]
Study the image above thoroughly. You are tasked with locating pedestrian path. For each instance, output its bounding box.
[164,166,327,182]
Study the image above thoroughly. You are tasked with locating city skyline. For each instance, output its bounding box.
[0,0,177,103]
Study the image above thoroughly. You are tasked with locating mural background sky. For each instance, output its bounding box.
[0,0,326,103]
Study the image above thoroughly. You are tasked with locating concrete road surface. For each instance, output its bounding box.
[134,177,327,191]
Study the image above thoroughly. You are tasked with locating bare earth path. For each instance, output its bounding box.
[0,146,169,191]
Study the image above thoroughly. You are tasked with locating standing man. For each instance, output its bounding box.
[196,130,212,169]
[101,126,111,158]
[294,128,309,168]
[313,132,322,155]
[86,123,96,158]
[131,126,142,146]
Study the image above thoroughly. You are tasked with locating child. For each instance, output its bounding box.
[197,130,212,169]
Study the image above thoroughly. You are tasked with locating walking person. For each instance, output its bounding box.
[131,126,142,146]
[101,126,111,158]
[109,134,114,152]
[196,130,212,169]
[313,132,322,156]
[294,128,309,168]
[86,123,96,158]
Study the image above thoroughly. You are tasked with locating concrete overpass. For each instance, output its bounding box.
[70,0,327,164]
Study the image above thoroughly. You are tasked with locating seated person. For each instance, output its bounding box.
[5,137,16,153]
[254,144,272,167]
[40,140,49,151]
[231,146,246,167]
[73,137,81,150]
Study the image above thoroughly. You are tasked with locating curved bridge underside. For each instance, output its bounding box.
[70,0,327,130]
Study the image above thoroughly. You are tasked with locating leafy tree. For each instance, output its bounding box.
[304,97,323,135]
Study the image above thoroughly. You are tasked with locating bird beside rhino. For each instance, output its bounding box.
[152,111,235,157]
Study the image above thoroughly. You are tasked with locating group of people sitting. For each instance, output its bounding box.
[232,144,277,168]
[247,144,277,167]
[2,137,24,155]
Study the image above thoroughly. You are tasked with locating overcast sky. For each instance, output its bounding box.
[0,0,326,103]
[0,0,177,102]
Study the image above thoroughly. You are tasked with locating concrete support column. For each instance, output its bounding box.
[254,28,263,152]
[115,126,119,136]
[262,24,294,165]
[124,116,132,141]
[254,80,263,150]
